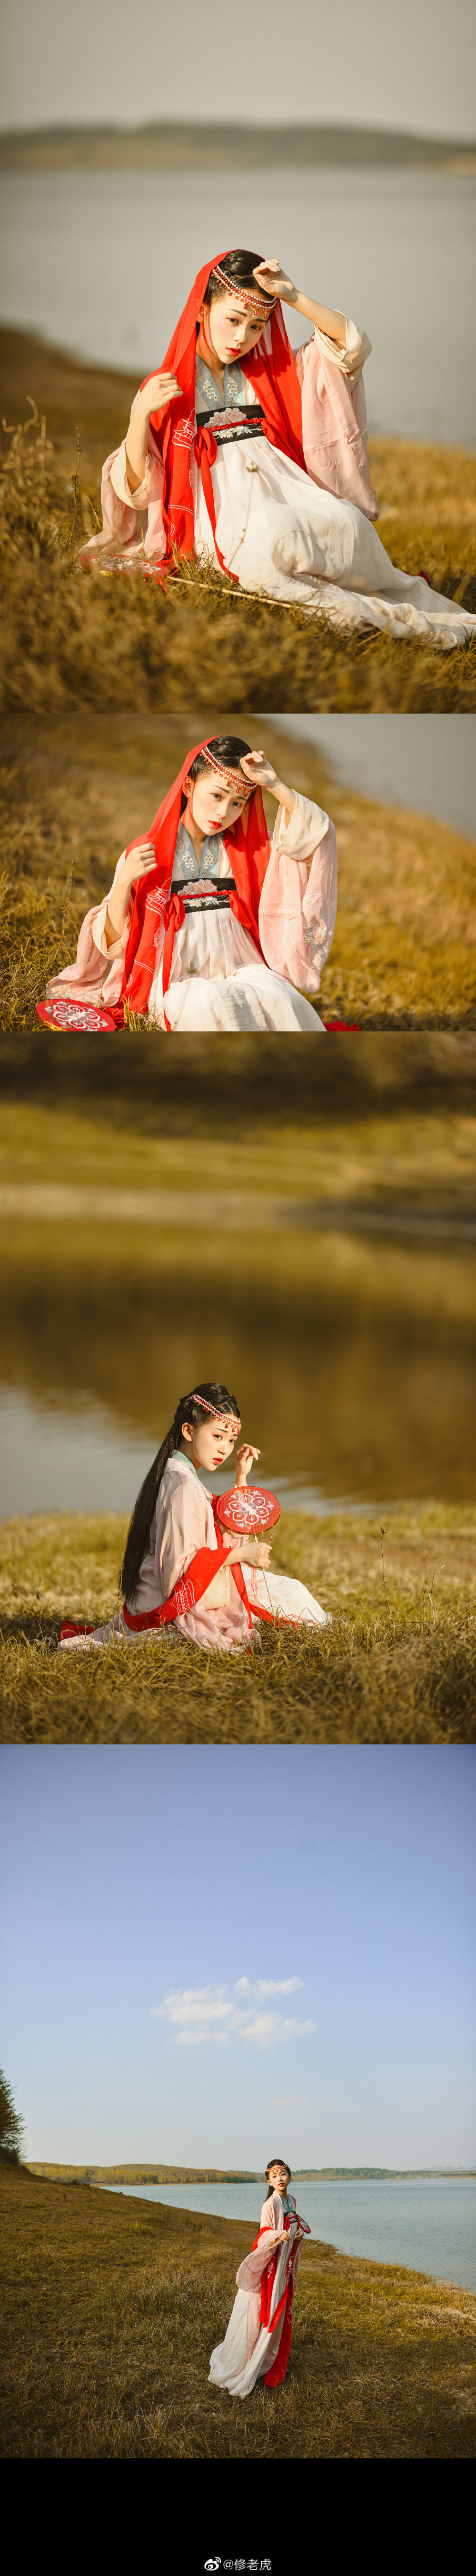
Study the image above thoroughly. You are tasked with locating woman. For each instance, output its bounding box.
[59,1383,330,1652]
[41,736,337,1033]
[209,2159,310,2397]
[80,247,476,649]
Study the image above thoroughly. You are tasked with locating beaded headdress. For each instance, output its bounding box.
[211,263,277,318]
[190,1394,241,1436]
[201,744,251,798]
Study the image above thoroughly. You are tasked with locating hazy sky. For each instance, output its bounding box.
[1,0,475,138]
[1,1746,475,2167]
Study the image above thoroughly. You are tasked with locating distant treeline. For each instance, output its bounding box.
[27,2163,476,2184]
[0,121,475,173]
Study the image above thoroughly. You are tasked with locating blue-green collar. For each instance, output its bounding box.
[170,1448,200,1481]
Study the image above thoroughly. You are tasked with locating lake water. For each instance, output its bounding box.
[99,2177,476,2289]
[1,1224,475,1518]
[0,1383,360,1520]
[1,165,475,444]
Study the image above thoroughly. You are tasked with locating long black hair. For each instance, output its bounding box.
[204,250,276,311]
[180,736,251,816]
[265,2160,292,2199]
[120,1381,240,1604]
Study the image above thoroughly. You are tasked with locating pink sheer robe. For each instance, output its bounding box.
[59,1455,331,1654]
[46,792,337,1030]
[208,2191,306,2398]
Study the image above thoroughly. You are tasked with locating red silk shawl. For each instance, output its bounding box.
[118,740,270,1022]
[144,255,306,566]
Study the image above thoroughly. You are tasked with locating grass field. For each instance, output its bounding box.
[1,1505,474,1744]
[1,2161,475,2458]
[1,329,475,716]
[1,710,476,1031]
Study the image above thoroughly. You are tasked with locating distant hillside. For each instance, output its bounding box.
[1,121,475,173]
[27,2162,476,2184]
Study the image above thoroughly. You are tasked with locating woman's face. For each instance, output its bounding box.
[183,768,250,838]
[181,1415,237,1473]
[268,2164,291,2195]
[198,291,270,364]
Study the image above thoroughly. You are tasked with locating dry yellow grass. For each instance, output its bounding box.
[1,1506,474,1744]
[1,712,475,1029]
[1,2163,475,2458]
[0,331,475,717]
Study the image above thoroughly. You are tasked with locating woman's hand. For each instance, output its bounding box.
[130,372,183,423]
[236,1538,272,1569]
[253,257,347,349]
[119,841,158,893]
[240,751,296,825]
[240,751,280,796]
[234,1442,260,1487]
[253,258,297,305]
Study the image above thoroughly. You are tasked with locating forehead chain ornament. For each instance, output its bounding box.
[190,1393,242,1436]
[200,745,251,798]
[212,264,277,318]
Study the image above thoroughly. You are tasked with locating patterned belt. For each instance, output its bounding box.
[196,407,266,445]
[173,879,237,912]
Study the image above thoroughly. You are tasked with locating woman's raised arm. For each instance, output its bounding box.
[103,842,157,949]
[253,259,347,351]
[124,370,183,491]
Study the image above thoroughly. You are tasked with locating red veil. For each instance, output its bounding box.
[116,739,271,1026]
[144,254,307,570]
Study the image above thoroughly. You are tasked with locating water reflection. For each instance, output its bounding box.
[1,1233,475,1515]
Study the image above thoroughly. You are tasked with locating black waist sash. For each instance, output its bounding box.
[195,406,266,445]
[172,878,237,912]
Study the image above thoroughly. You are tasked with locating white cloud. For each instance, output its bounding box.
[151,1981,315,2049]
[242,2014,316,2048]
[236,1977,304,1998]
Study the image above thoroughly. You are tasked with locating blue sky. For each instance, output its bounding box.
[1,1747,475,2168]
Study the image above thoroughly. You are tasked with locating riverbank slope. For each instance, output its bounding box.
[1,2162,474,2457]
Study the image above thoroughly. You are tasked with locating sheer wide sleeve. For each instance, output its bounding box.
[258,793,337,995]
[46,854,131,1008]
[294,316,378,521]
[155,1468,231,1610]
[79,441,167,568]
[235,2196,285,2294]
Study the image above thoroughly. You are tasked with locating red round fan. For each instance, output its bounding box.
[216,1486,280,1534]
[37,999,117,1032]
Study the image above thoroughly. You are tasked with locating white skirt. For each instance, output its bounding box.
[149,900,323,1031]
[250,1570,330,1627]
[195,436,476,648]
[59,1575,330,1651]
